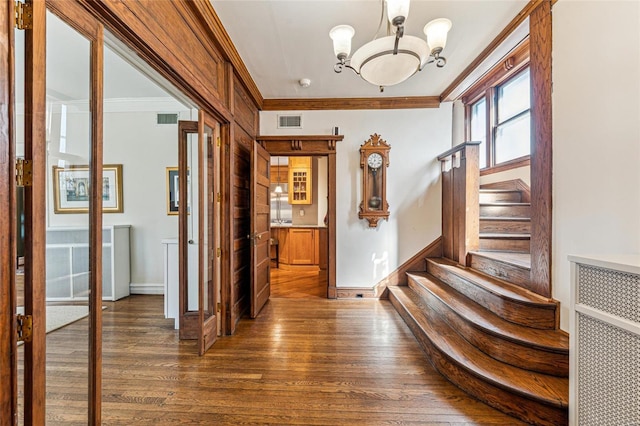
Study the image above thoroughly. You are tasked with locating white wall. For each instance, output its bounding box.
[46,98,193,290]
[479,166,530,187]
[261,107,452,287]
[553,1,640,330]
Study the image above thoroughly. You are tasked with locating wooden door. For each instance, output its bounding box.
[250,142,271,318]
[178,113,220,354]
[2,1,105,423]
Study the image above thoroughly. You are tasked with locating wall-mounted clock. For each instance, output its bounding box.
[359,134,390,228]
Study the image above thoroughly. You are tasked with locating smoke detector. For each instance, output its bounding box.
[298,78,311,88]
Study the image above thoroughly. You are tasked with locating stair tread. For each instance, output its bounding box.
[427,257,553,307]
[389,285,568,408]
[479,189,521,193]
[480,202,530,206]
[480,233,531,239]
[479,217,531,222]
[470,251,531,270]
[406,272,568,352]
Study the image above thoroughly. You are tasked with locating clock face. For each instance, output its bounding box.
[367,153,383,169]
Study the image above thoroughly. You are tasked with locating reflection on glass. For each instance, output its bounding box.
[495,112,531,164]
[497,68,530,123]
[187,133,198,311]
[45,11,91,422]
[15,21,25,426]
[470,98,487,169]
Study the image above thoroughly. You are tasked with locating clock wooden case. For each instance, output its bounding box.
[359,134,390,227]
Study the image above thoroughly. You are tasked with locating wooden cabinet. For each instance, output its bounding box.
[271,226,324,270]
[289,228,315,264]
[288,157,312,204]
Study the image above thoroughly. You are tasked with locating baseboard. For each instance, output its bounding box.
[130,283,164,295]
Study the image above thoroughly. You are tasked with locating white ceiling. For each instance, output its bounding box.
[211,0,529,99]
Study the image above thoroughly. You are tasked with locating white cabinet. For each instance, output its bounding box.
[46,225,131,301]
[569,255,640,426]
[162,238,198,329]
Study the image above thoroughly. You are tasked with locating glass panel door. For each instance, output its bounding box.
[44,10,93,422]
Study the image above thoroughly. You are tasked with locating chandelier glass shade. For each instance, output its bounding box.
[329,0,451,90]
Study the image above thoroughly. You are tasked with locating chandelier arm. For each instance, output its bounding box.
[334,61,360,76]
[372,0,385,41]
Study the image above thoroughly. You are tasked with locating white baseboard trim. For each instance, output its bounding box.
[130,283,164,295]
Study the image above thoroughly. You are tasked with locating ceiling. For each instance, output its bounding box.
[211,0,529,99]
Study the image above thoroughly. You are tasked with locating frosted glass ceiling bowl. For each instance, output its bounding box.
[349,35,430,87]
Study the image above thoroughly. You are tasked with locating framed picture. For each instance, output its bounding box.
[52,164,123,214]
[166,167,190,215]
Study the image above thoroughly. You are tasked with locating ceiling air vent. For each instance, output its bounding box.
[157,113,179,125]
[278,114,302,129]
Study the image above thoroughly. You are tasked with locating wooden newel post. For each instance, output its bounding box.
[438,141,480,266]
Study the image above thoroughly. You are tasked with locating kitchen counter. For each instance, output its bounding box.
[270,226,327,270]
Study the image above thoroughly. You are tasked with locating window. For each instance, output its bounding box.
[467,66,531,170]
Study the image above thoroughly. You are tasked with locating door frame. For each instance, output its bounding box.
[256,135,343,298]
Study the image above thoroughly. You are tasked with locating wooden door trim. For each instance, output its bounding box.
[529,1,553,298]
[22,1,47,423]
[256,135,343,299]
[0,1,17,423]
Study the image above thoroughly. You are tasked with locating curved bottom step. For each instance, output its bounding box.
[388,285,568,426]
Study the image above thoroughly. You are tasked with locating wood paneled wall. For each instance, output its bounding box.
[229,126,253,334]
[72,0,262,333]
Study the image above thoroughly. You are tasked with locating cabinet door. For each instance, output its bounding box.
[289,228,315,264]
[288,157,312,205]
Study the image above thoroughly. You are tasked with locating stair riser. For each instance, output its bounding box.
[479,238,530,253]
[479,192,522,203]
[426,260,557,329]
[480,205,530,218]
[389,291,568,426]
[408,277,569,376]
[479,220,531,234]
[469,254,533,293]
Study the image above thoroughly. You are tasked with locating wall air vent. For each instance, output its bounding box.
[157,113,179,125]
[278,114,302,129]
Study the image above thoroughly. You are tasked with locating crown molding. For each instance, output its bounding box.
[188,0,264,110]
[262,96,441,111]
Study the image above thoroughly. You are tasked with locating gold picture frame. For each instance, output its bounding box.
[166,167,190,215]
[52,164,124,214]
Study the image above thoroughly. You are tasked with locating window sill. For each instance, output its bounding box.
[480,156,530,176]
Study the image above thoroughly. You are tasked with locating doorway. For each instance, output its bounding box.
[269,155,328,298]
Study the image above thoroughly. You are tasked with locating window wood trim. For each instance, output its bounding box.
[461,38,530,105]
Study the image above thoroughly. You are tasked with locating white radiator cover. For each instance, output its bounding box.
[569,255,640,426]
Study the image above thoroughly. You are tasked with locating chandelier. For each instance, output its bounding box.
[329,0,452,91]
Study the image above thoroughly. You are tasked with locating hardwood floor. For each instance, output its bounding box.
[19,295,524,425]
[270,267,327,298]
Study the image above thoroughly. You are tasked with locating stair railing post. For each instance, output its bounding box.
[438,141,480,266]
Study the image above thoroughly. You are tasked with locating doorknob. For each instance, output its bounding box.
[188,239,194,244]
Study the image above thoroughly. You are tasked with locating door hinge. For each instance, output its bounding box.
[16,314,33,342]
[217,192,221,203]
[216,137,221,147]
[216,302,221,313]
[216,247,221,258]
[16,158,32,187]
[15,1,33,30]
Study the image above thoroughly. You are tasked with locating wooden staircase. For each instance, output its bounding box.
[389,181,568,425]
[479,188,531,253]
